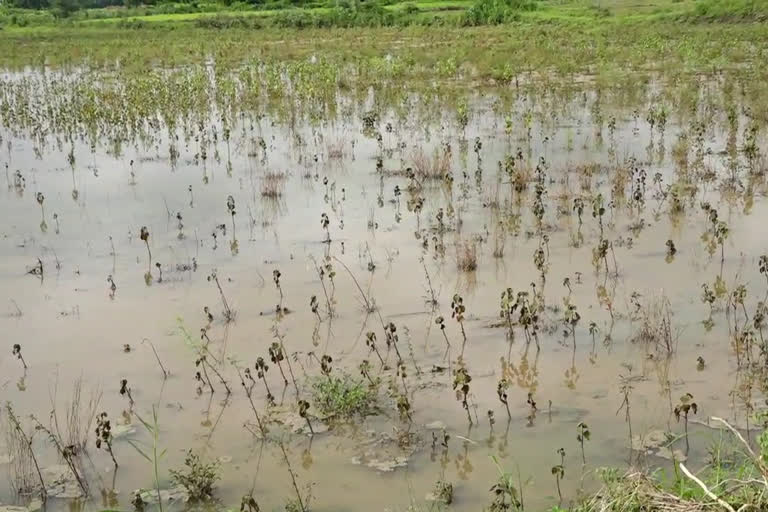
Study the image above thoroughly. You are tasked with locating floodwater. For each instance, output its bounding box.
[0,70,766,512]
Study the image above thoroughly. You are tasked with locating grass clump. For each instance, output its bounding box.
[169,449,221,502]
[311,374,378,420]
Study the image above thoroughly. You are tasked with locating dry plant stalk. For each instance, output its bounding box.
[261,171,287,198]
[326,137,347,159]
[51,377,103,453]
[411,147,451,181]
[4,404,46,499]
[456,240,478,272]
[630,294,676,356]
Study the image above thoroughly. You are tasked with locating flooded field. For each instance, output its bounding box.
[1,57,767,512]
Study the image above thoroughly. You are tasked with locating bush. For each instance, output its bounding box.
[194,13,263,28]
[402,1,419,14]
[461,0,534,26]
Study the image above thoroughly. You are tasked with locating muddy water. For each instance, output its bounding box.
[0,76,766,512]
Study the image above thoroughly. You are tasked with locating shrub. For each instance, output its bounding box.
[461,0,534,26]
[194,14,263,28]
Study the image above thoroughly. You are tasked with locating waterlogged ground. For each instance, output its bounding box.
[0,66,767,512]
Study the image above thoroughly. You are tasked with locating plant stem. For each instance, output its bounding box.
[279,441,306,512]
[6,405,46,502]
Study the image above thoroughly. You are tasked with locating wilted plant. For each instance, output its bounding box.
[365,331,385,366]
[320,354,333,381]
[674,392,698,453]
[309,295,321,321]
[760,255,768,295]
[701,282,716,328]
[175,212,185,240]
[358,359,377,388]
[119,378,134,406]
[451,294,468,357]
[320,212,331,243]
[235,365,266,436]
[107,274,117,298]
[592,238,610,276]
[194,354,217,394]
[500,288,517,350]
[384,322,404,364]
[563,303,581,348]
[617,372,635,452]
[592,193,605,237]
[395,387,412,422]
[576,422,590,465]
[731,283,749,326]
[273,269,284,311]
[207,270,233,321]
[298,399,314,435]
[551,448,565,504]
[12,343,27,369]
[434,316,452,354]
[255,357,275,406]
[95,412,118,468]
[516,292,540,351]
[588,321,599,360]
[320,261,336,294]
[526,391,539,427]
[269,342,289,386]
[573,197,584,225]
[140,226,151,267]
[665,240,676,263]
[497,378,511,420]
[227,195,236,236]
[453,365,473,425]
[36,192,47,232]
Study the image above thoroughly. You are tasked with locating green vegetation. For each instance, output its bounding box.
[682,0,768,22]
[169,450,221,502]
[1,0,767,29]
[311,374,378,419]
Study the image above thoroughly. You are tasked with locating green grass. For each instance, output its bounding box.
[311,375,378,420]
[71,1,472,26]
[2,0,765,30]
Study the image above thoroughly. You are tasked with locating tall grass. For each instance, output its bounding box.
[681,0,768,22]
